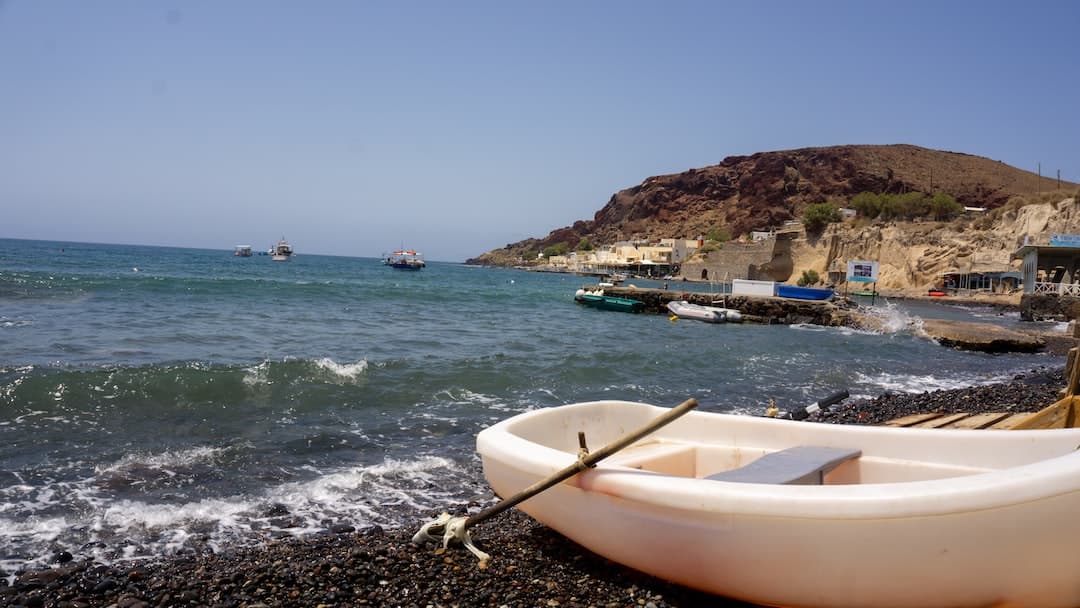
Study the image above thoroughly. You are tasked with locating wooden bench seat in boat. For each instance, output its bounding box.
[706,446,862,485]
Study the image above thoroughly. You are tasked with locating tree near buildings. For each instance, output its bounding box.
[802,202,842,235]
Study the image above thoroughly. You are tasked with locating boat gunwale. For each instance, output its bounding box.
[477,400,1080,519]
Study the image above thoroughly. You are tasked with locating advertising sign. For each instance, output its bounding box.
[1049,234,1080,247]
[847,261,878,283]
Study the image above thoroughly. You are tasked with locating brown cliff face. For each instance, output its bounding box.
[467,144,1074,266]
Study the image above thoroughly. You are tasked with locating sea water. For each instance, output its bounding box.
[0,238,1061,572]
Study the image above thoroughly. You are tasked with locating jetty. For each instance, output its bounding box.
[582,285,1055,353]
[581,285,853,326]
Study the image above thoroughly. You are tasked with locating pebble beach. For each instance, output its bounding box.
[1,366,1066,608]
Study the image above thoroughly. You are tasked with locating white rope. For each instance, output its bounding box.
[412,512,491,565]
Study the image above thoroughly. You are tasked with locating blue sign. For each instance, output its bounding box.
[1050,234,1080,247]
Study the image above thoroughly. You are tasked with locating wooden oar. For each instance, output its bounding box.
[413,398,699,563]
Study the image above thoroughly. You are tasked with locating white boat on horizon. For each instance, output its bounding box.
[233,245,252,257]
[383,249,425,270]
[270,238,293,261]
[477,399,1080,607]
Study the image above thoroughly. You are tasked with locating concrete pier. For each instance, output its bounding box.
[582,285,853,326]
[584,285,1053,353]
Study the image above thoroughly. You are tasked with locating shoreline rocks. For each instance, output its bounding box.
[917,318,1045,353]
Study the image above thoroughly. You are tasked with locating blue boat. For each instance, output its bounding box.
[775,285,834,301]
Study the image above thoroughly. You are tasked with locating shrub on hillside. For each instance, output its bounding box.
[802,202,842,234]
[797,270,820,286]
[850,192,883,218]
[928,193,963,220]
[542,242,569,258]
[706,228,732,242]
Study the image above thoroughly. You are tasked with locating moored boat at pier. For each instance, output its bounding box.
[775,284,834,300]
[665,300,742,323]
[574,289,643,313]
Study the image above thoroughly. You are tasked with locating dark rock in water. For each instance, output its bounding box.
[269,516,304,529]
[329,523,355,534]
[359,524,384,537]
[262,502,291,517]
[52,551,72,564]
[919,319,1044,353]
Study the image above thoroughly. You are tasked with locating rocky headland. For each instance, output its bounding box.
[468,144,1079,297]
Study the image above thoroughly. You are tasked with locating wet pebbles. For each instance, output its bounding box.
[0,366,1065,608]
[809,365,1065,425]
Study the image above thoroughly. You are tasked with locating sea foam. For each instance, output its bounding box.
[312,358,368,383]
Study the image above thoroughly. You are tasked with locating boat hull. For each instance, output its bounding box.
[575,292,643,313]
[384,249,425,269]
[666,300,723,322]
[477,401,1080,607]
[776,285,834,300]
[665,301,742,323]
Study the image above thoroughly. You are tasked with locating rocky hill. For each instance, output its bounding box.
[468,144,1076,268]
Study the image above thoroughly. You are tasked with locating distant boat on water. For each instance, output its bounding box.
[383,249,425,270]
[233,245,253,257]
[270,238,293,262]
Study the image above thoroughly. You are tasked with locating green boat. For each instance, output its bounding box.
[574,290,644,313]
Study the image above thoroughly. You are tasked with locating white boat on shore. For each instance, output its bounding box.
[477,400,1080,607]
[665,300,742,323]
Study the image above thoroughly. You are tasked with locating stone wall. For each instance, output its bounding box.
[679,236,795,283]
[1020,293,1080,321]
[589,285,852,326]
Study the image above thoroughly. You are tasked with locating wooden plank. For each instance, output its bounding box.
[885,413,944,427]
[989,413,1036,430]
[942,412,1011,429]
[911,413,972,428]
[1011,398,1074,430]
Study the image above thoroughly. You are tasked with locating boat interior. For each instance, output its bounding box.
[603,440,968,485]
[506,401,1080,486]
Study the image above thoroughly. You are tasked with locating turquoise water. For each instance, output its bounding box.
[0,238,1059,572]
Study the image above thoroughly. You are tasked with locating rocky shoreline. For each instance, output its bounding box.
[1,366,1066,608]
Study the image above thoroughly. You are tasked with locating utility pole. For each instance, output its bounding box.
[1038,162,1042,196]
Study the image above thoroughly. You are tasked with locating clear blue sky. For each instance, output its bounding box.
[2,1,1078,261]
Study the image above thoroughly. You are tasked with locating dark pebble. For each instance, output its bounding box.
[811,366,1065,425]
